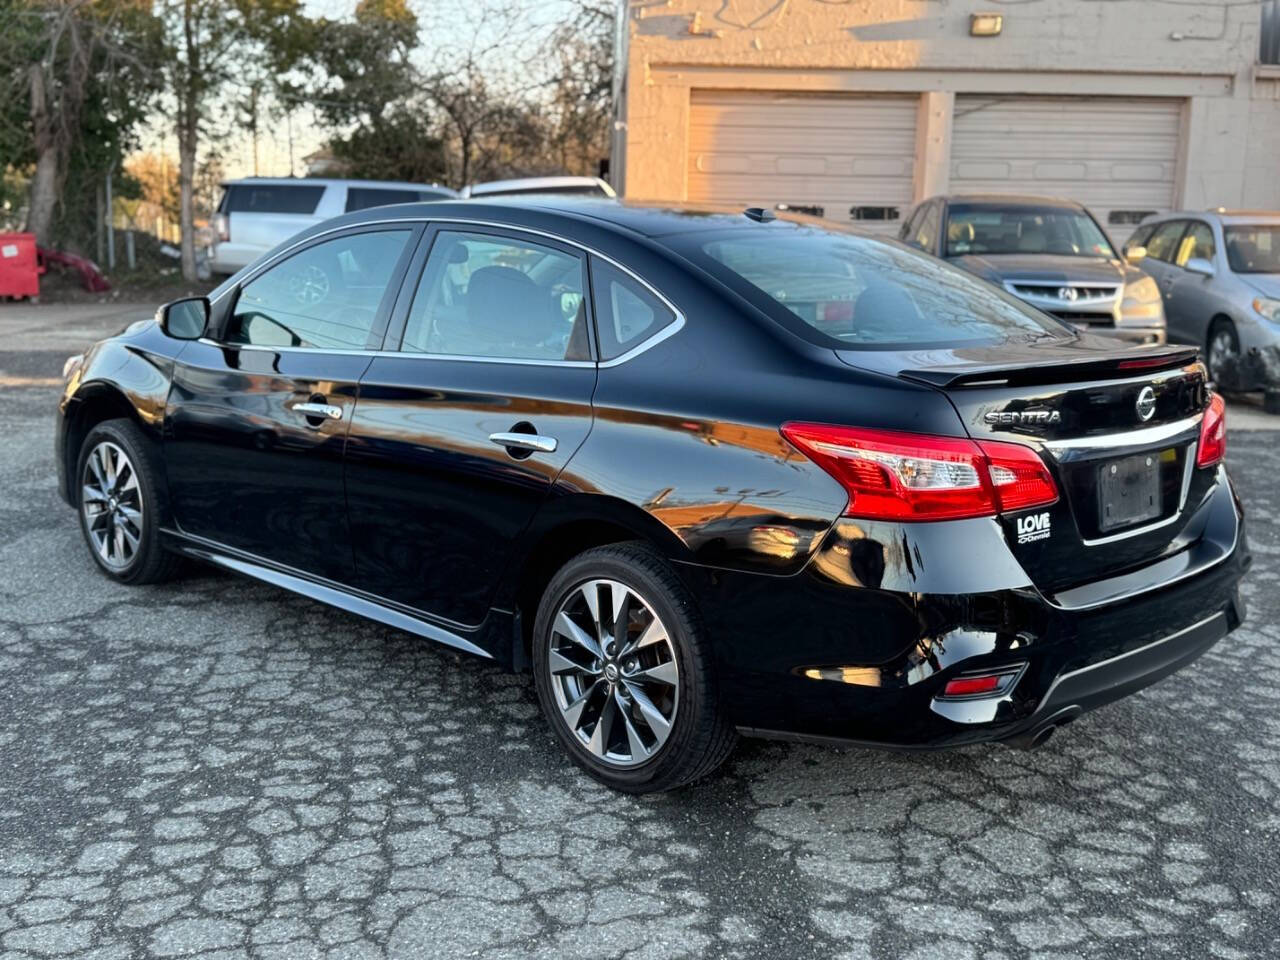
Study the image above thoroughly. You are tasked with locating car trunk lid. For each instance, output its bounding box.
[836,338,1215,594]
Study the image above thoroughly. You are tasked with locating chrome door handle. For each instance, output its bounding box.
[289,401,343,421]
[488,432,558,453]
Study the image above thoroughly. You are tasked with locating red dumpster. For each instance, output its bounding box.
[0,233,40,299]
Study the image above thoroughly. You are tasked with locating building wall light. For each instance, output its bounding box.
[970,13,1004,37]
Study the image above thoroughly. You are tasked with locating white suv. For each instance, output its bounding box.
[209,178,457,275]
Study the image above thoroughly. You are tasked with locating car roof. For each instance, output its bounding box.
[316,196,851,243]
[465,176,615,197]
[220,177,456,193]
[933,194,1088,210]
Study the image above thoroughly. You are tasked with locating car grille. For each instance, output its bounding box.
[1009,282,1120,302]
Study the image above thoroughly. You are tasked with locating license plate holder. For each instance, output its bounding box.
[1098,452,1163,532]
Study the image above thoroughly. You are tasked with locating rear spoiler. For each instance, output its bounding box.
[900,346,1201,389]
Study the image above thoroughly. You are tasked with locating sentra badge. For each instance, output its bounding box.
[985,409,1062,426]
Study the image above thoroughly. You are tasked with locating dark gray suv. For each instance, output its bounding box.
[901,195,1166,346]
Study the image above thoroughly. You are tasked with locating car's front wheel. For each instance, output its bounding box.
[532,543,736,793]
[76,419,182,584]
[1206,318,1241,389]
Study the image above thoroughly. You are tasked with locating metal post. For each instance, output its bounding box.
[125,230,136,270]
[95,183,105,265]
[105,165,115,271]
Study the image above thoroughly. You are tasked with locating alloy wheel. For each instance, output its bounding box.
[1207,328,1237,384]
[546,578,680,768]
[81,441,143,569]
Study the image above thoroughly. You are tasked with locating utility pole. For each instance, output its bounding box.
[105,165,115,271]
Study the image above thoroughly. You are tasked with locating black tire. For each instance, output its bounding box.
[531,543,737,793]
[75,418,182,585]
[1205,318,1241,390]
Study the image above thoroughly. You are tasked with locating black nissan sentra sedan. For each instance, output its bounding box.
[54,198,1249,792]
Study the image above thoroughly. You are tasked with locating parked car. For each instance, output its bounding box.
[460,176,616,199]
[1122,210,1280,412]
[902,195,1166,346]
[210,178,457,275]
[56,200,1247,792]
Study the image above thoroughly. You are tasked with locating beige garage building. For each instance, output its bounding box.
[613,0,1280,243]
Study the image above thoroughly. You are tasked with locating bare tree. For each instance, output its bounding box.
[155,0,311,280]
[541,1,615,178]
[419,0,554,187]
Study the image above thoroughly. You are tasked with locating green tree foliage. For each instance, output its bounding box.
[308,0,447,184]
[0,0,162,249]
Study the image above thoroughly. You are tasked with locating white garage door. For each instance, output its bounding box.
[687,91,917,232]
[951,96,1183,244]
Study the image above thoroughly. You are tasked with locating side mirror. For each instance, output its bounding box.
[1184,257,1215,277]
[159,297,209,340]
[1125,245,1148,263]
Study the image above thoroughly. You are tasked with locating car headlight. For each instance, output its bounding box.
[1253,297,1280,324]
[62,354,84,380]
[1118,275,1164,324]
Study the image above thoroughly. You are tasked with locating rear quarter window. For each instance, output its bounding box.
[678,226,1067,349]
[225,184,326,215]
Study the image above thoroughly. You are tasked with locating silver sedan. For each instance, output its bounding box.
[1124,211,1280,411]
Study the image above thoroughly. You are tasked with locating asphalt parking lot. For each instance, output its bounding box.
[2,304,1279,959]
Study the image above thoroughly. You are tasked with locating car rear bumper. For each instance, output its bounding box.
[209,242,265,275]
[993,607,1230,748]
[677,473,1249,750]
[1226,340,1280,391]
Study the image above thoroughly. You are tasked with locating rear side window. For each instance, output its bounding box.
[225,184,325,215]
[591,258,676,360]
[1144,221,1187,263]
[345,187,451,212]
[400,230,589,361]
[680,226,1064,348]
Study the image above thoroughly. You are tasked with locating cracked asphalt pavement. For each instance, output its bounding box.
[1,304,1279,959]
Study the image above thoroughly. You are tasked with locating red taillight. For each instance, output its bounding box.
[780,423,1058,522]
[979,439,1059,513]
[1197,392,1226,468]
[213,213,230,243]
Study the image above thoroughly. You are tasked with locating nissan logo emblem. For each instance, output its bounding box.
[1136,386,1157,422]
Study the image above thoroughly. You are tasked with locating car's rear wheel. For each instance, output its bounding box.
[76,419,182,584]
[1206,318,1241,389]
[531,543,736,793]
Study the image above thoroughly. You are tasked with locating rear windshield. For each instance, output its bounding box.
[945,205,1116,259]
[345,187,453,212]
[679,226,1068,349]
[1224,224,1280,274]
[224,184,325,215]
